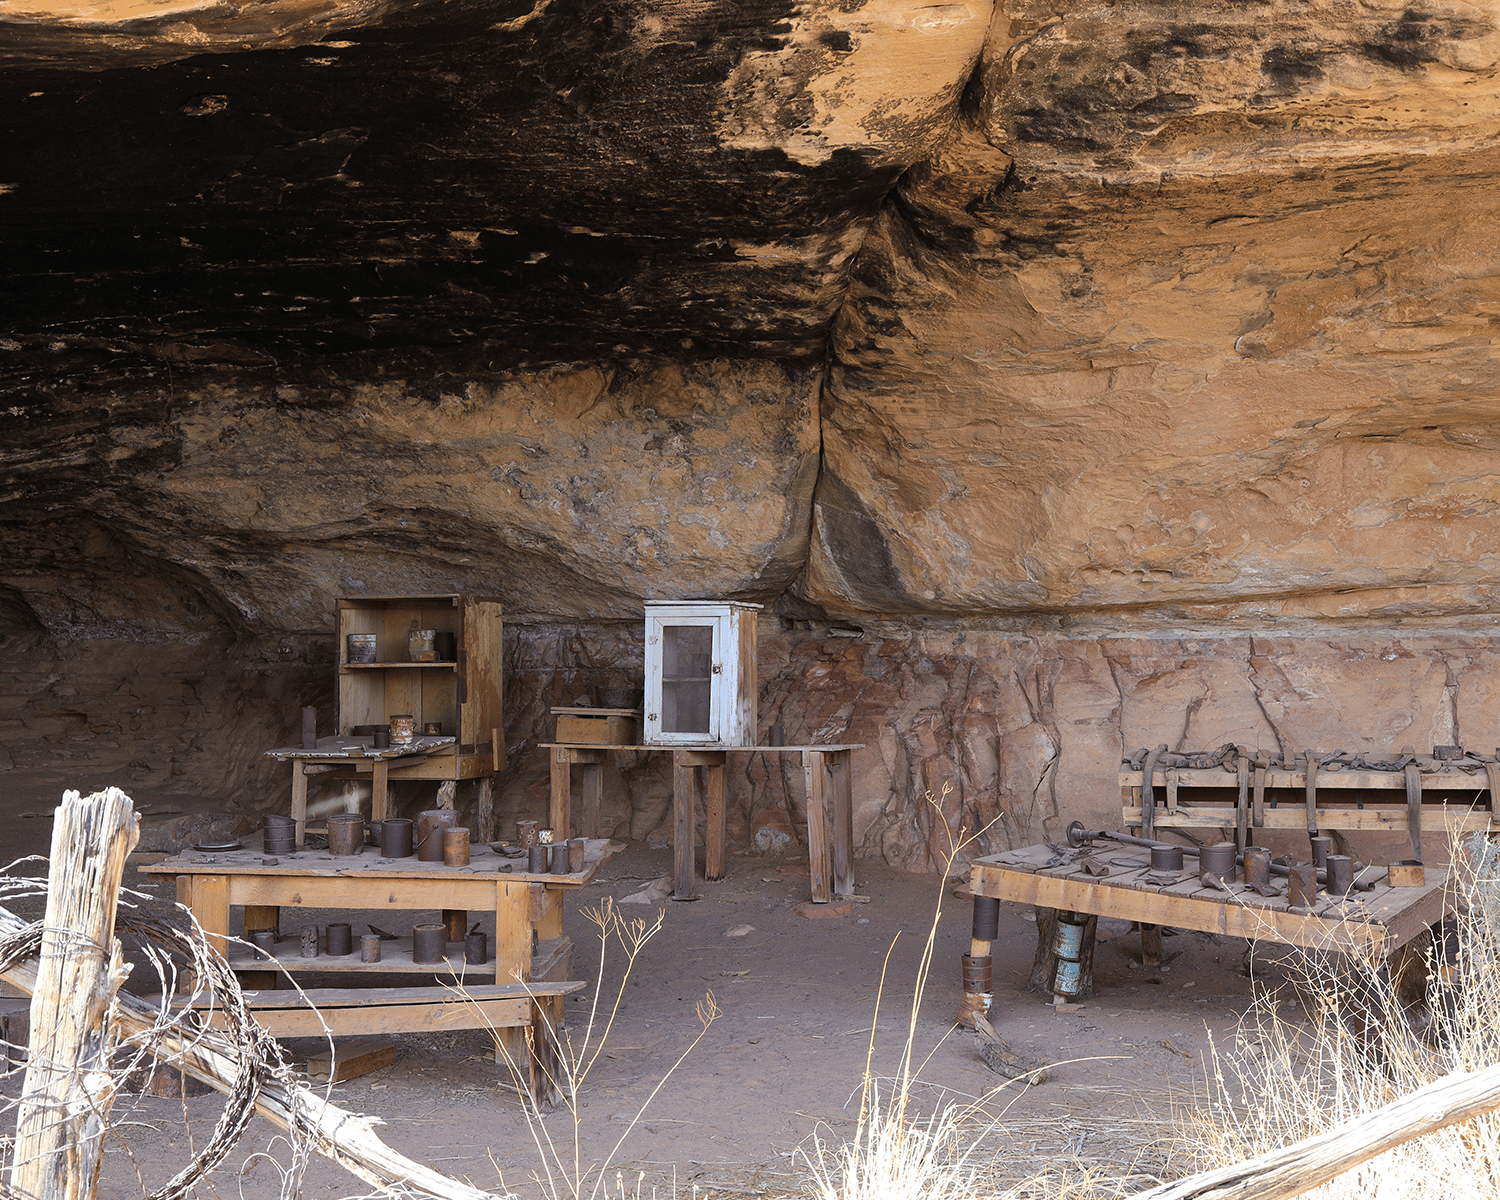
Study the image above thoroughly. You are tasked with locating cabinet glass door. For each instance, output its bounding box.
[659,622,716,736]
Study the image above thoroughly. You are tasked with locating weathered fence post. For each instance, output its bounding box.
[10,787,138,1200]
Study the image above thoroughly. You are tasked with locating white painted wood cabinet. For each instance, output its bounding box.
[643,601,760,746]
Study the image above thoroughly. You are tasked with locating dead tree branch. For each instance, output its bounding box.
[1134,1059,1500,1200]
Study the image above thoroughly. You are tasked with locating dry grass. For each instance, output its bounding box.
[1171,834,1500,1199]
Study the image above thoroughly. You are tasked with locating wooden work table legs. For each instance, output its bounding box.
[803,749,854,903]
[550,747,606,842]
[668,748,854,903]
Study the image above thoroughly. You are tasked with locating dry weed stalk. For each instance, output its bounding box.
[1175,832,1500,1199]
[800,784,1054,1200]
[479,898,719,1200]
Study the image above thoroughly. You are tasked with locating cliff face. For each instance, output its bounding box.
[3,0,1500,864]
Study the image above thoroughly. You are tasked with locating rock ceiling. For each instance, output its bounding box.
[5,0,1500,633]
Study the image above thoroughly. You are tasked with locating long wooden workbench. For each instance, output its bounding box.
[970,842,1453,957]
[144,838,618,1099]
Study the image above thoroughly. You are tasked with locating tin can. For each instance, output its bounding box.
[527,844,549,874]
[1051,915,1087,961]
[299,926,319,959]
[361,934,383,963]
[1288,863,1320,908]
[465,932,488,965]
[389,714,417,744]
[444,827,471,867]
[1311,836,1334,871]
[537,828,555,845]
[568,837,586,872]
[412,923,446,964]
[1326,854,1354,896]
[1243,847,1271,885]
[516,820,540,848]
[326,923,353,956]
[1053,959,1083,997]
[380,818,413,858]
[408,629,437,662]
[1151,845,1184,873]
[347,633,378,664]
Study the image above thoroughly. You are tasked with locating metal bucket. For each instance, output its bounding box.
[1199,842,1237,883]
[326,813,365,857]
[1151,845,1184,873]
[416,809,459,861]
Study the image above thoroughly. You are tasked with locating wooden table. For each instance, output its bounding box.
[969,842,1453,960]
[143,839,616,1099]
[541,743,862,903]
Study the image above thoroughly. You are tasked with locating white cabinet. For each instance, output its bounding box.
[643,601,760,746]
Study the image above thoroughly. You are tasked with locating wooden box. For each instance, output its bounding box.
[336,594,503,780]
[554,708,639,745]
[643,601,760,746]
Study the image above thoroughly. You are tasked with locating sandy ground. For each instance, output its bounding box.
[0,786,1297,1200]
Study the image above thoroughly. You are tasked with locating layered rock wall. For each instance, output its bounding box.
[4,0,1500,866]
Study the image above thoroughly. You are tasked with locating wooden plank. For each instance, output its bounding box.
[703,761,727,882]
[830,749,855,897]
[1121,769,1497,792]
[672,753,697,900]
[224,875,502,911]
[215,981,582,1008]
[1122,805,1495,832]
[291,761,309,846]
[550,753,571,842]
[12,787,138,1200]
[969,865,1398,953]
[580,761,603,840]
[229,996,534,1038]
[804,750,831,904]
[494,879,530,986]
[306,1038,401,1083]
[476,776,495,844]
[191,875,231,958]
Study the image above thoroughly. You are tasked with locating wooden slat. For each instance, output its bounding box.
[970,865,1394,953]
[223,875,503,911]
[804,750,832,904]
[204,981,583,1009]
[672,753,697,900]
[494,879,530,986]
[220,996,535,1038]
[1121,769,1495,792]
[1123,805,1495,832]
[550,752,571,842]
[703,761,727,882]
[830,749,855,897]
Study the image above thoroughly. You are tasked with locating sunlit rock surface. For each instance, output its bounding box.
[3,0,1500,864]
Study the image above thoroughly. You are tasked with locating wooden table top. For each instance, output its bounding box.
[540,743,863,752]
[142,838,620,887]
[970,842,1453,953]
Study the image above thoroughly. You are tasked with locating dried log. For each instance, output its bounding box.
[11,787,138,1200]
[1133,1059,1500,1200]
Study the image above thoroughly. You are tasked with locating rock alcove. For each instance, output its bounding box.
[4,0,1500,866]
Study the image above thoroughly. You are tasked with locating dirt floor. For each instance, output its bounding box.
[0,783,1300,1200]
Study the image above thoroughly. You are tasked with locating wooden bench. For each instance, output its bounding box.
[194,979,583,1103]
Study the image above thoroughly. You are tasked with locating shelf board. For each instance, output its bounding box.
[341,662,456,670]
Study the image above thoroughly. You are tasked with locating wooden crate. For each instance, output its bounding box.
[554,708,638,745]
